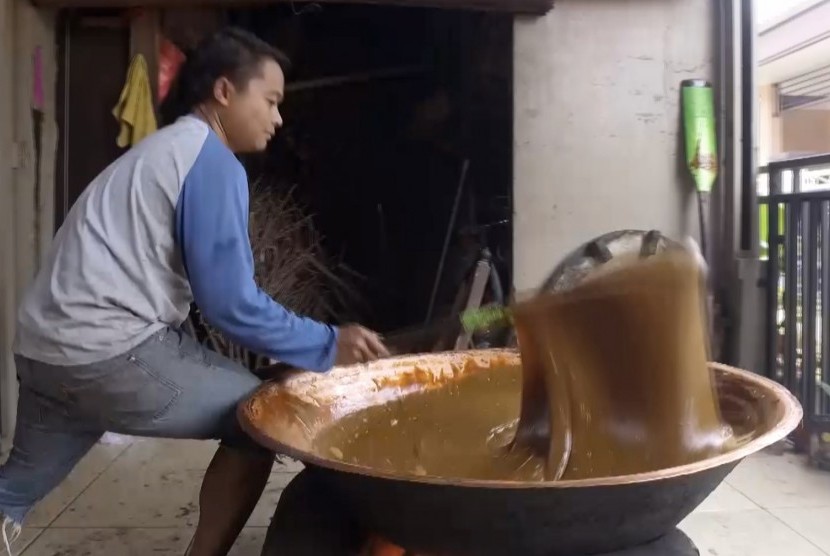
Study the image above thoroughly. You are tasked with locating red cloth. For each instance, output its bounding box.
[158,37,185,103]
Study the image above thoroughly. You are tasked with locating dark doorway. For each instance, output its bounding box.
[55,10,129,230]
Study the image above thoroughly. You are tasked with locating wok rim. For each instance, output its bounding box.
[238,355,803,490]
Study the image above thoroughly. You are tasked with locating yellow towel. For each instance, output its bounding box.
[112,54,157,147]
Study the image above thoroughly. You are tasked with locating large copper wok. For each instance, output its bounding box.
[238,350,802,556]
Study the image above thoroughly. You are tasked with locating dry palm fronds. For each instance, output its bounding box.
[187,175,365,369]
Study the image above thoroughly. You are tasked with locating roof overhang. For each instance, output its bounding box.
[31,0,554,15]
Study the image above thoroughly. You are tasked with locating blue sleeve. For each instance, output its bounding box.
[175,135,338,372]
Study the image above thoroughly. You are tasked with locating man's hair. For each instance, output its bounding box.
[160,27,291,125]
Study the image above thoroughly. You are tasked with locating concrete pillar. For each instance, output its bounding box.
[0,0,19,448]
[512,0,716,292]
[13,4,58,284]
[0,0,57,448]
[757,84,781,165]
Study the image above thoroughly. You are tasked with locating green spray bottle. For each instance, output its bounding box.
[681,79,719,352]
[681,79,718,261]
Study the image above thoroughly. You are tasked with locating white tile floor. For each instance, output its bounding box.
[9,437,830,555]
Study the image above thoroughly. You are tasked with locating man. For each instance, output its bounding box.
[0,27,388,555]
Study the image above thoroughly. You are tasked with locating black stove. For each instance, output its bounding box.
[595,529,698,555]
[262,471,700,556]
[360,529,699,556]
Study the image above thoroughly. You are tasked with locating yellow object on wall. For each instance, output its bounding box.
[112,54,157,147]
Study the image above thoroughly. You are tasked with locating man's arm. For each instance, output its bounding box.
[175,143,338,372]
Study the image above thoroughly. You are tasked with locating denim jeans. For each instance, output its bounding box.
[0,327,268,524]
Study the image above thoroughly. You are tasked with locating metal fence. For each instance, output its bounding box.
[760,153,830,436]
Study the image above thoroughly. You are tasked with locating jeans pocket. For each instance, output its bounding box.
[59,353,183,430]
[124,354,183,421]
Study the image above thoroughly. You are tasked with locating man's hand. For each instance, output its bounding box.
[335,325,390,366]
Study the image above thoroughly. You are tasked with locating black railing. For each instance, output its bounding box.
[760,153,830,435]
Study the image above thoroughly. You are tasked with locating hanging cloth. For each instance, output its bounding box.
[112,53,157,147]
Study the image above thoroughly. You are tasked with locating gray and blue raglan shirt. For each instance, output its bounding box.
[14,115,338,371]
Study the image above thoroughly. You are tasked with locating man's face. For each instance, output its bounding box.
[219,59,285,153]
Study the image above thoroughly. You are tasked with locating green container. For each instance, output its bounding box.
[681,80,718,193]
[460,305,512,334]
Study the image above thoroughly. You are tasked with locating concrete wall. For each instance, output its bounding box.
[781,109,830,155]
[758,83,830,163]
[758,84,781,166]
[512,0,716,291]
[0,0,16,452]
[0,0,58,446]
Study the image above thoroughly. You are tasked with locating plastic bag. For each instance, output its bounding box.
[158,37,186,103]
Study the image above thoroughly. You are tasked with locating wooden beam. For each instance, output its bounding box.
[31,0,553,16]
[129,9,160,107]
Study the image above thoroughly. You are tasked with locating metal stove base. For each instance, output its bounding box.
[262,470,699,556]
[593,529,698,555]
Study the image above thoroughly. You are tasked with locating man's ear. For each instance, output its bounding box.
[213,76,235,107]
